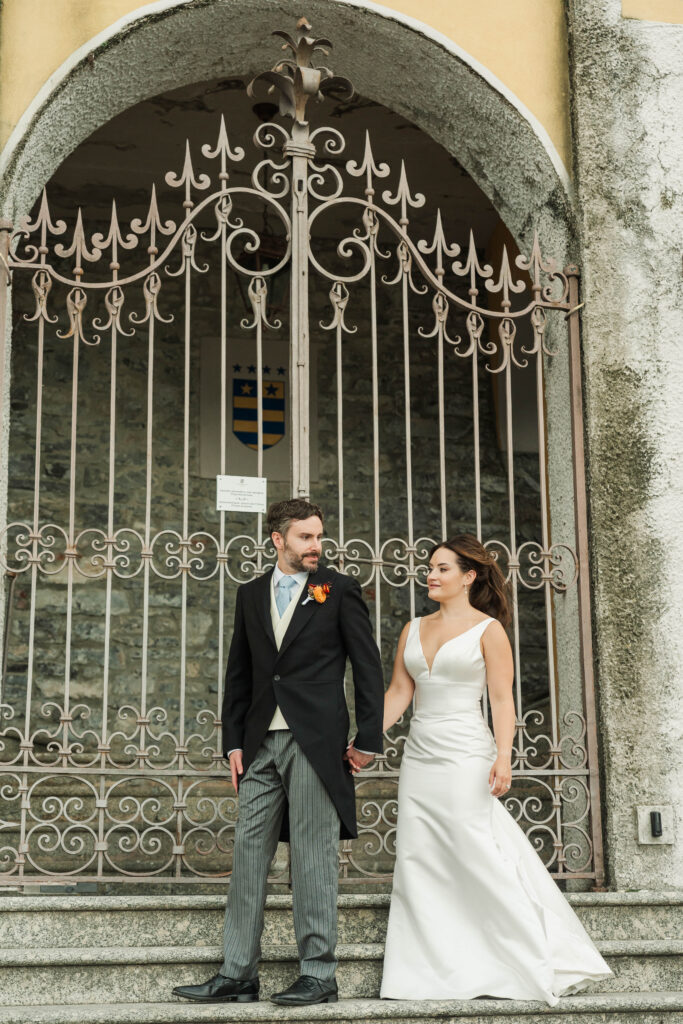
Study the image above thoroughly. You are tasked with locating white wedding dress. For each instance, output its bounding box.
[380,617,612,1005]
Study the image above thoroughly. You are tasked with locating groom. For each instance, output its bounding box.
[173,498,384,1006]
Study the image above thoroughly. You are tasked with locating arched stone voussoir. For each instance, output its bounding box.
[0,0,575,260]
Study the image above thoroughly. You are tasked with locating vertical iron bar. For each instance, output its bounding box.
[256,283,264,571]
[504,357,524,746]
[534,333,563,871]
[369,236,382,646]
[286,133,314,500]
[176,244,191,875]
[336,310,345,570]
[566,267,605,889]
[63,319,81,766]
[216,213,227,749]
[472,352,482,541]
[468,260,482,542]
[401,261,415,618]
[437,319,447,539]
[97,302,118,879]
[139,300,155,763]
[135,263,156,872]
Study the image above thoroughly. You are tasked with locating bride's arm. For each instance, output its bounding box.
[482,621,515,797]
[382,623,415,732]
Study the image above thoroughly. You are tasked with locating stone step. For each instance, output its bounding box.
[568,892,683,942]
[1,892,681,949]
[0,939,681,1006]
[2,993,683,1024]
[0,894,389,948]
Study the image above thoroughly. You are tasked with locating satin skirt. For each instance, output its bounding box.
[380,708,612,1004]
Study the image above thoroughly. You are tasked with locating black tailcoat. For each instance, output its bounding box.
[221,564,385,840]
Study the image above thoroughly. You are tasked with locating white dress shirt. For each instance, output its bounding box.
[272,565,309,596]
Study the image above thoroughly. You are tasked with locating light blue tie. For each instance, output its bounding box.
[276,575,297,617]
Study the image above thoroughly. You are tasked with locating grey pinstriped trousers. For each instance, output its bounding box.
[220,730,340,981]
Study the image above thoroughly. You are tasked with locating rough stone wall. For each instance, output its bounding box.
[567,0,683,889]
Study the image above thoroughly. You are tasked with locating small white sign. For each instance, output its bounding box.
[216,475,267,513]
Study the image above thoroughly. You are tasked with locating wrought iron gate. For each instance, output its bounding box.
[0,19,604,888]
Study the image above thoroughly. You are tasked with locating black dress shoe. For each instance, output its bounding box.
[270,975,338,1005]
[172,973,259,1003]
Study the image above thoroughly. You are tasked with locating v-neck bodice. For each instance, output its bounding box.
[404,616,492,716]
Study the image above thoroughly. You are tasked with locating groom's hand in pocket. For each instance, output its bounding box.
[344,746,374,774]
[229,750,244,791]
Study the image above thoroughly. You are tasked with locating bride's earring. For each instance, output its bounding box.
[463,584,469,600]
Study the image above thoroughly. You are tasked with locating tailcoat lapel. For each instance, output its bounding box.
[254,567,277,650]
[276,566,329,661]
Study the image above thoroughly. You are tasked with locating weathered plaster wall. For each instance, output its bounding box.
[0,0,145,145]
[0,0,572,171]
[622,0,683,24]
[567,0,683,889]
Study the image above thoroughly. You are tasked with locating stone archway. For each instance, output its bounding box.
[0,0,574,257]
[0,3,603,888]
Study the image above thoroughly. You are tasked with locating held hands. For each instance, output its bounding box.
[229,750,244,791]
[489,752,512,798]
[344,746,375,775]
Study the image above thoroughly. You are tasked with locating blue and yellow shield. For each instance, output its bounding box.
[232,378,285,450]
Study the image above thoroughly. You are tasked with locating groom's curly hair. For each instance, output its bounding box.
[267,498,324,540]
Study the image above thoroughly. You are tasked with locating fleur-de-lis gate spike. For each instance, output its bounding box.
[248,16,353,497]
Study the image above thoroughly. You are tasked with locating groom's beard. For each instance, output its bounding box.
[283,543,320,574]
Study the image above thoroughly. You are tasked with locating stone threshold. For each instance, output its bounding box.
[1,891,682,913]
[2,991,682,1023]
[1,939,681,968]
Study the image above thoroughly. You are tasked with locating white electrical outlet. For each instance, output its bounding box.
[636,806,674,845]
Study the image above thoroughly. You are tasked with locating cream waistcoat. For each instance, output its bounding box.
[267,574,307,731]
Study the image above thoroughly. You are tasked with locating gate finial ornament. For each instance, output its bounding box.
[248,17,354,124]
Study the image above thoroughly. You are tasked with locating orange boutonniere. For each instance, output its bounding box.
[307,582,331,604]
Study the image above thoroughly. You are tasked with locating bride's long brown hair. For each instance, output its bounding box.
[428,534,511,629]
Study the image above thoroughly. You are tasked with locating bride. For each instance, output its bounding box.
[372,534,611,1004]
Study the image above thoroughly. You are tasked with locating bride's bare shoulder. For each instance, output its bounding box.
[481,618,511,646]
[396,620,414,648]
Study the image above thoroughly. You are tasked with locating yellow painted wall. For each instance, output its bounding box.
[0,0,146,146]
[0,0,572,169]
[622,0,683,23]
[371,1,571,170]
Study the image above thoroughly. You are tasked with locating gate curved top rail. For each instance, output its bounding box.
[8,19,571,332]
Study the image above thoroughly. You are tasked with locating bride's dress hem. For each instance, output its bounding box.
[379,975,611,1007]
